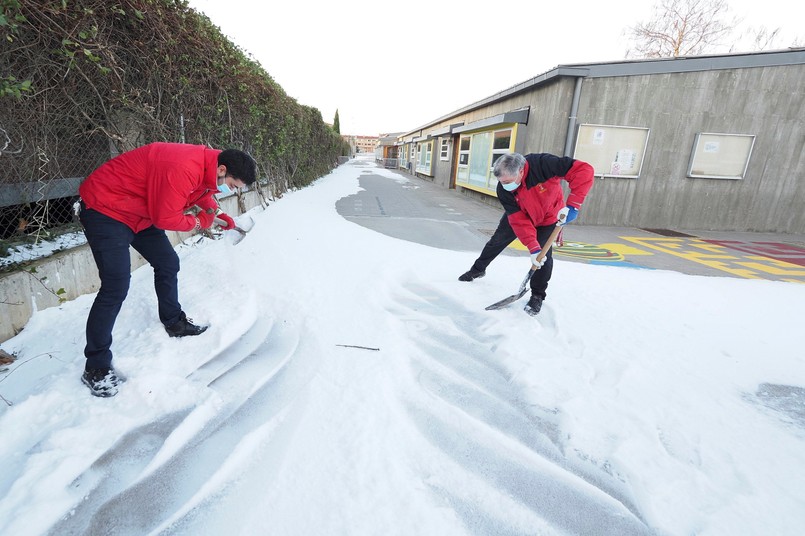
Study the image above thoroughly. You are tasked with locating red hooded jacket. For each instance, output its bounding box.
[79,143,221,233]
[496,153,594,253]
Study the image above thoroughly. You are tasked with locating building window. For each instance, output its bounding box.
[399,144,408,169]
[455,126,516,193]
[440,138,450,161]
[468,132,492,187]
[457,136,471,182]
[573,123,649,178]
[687,132,755,180]
[415,141,433,175]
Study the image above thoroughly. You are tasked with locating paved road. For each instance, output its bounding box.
[335,162,805,284]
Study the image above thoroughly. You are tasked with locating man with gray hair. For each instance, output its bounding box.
[459,152,594,315]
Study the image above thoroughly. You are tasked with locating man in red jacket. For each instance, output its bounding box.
[459,152,594,316]
[77,142,256,397]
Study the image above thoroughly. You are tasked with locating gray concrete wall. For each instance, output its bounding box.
[414,61,804,234]
[0,191,263,343]
[430,137,453,189]
[518,78,578,156]
[572,65,805,232]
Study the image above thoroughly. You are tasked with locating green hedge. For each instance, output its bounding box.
[0,0,349,192]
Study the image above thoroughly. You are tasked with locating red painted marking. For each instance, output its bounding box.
[703,241,805,267]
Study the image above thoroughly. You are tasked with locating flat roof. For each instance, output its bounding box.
[400,48,805,137]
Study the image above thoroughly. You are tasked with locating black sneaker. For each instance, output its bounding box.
[165,312,208,338]
[458,268,486,282]
[81,367,121,397]
[524,295,543,316]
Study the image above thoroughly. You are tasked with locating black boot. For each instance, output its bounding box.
[81,367,122,397]
[165,312,208,338]
[524,295,543,316]
[458,268,486,282]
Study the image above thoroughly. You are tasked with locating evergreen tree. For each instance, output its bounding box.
[333,109,341,134]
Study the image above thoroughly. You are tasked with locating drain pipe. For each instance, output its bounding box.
[564,76,584,157]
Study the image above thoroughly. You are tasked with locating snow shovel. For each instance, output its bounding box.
[485,224,564,311]
[215,214,255,246]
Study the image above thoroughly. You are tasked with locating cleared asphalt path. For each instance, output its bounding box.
[335,163,805,284]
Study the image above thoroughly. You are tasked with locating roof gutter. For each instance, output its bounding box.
[564,76,584,157]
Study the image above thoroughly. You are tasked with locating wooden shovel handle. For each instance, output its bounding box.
[534,224,564,264]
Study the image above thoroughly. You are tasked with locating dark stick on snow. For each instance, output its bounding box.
[336,344,380,351]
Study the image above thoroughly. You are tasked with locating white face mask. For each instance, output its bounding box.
[501,181,520,192]
[218,182,232,195]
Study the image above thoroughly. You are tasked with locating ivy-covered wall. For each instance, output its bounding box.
[0,0,349,195]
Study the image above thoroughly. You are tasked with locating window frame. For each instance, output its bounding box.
[415,140,434,176]
[687,132,756,180]
[573,123,650,179]
[440,138,450,161]
[454,125,517,194]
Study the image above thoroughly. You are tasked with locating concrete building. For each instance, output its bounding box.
[395,48,805,234]
[342,134,379,155]
[374,132,404,168]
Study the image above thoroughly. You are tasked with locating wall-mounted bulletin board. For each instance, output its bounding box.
[573,124,650,178]
[687,133,755,180]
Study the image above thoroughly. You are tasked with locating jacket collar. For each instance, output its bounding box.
[521,160,531,188]
[203,148,222,190]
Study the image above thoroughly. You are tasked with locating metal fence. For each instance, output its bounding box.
[0,121,107,273]
[0,125,269,274]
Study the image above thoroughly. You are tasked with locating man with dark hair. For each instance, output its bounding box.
[459,152,594,316]
[77,142,257,396]
[218,148,257,187]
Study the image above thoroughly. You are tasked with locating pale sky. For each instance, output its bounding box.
[187,0,803,136]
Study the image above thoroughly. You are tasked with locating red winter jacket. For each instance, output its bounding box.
[496,153,594,253]
[79,143,221,233]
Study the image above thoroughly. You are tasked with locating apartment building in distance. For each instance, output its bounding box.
[342,134,379,154]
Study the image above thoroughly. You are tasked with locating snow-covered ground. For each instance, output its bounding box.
[1,155,804,535]
[0,231,87,269]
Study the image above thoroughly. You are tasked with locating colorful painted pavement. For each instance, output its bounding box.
[553,237,805,283]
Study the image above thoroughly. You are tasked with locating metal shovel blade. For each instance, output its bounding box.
[485,267,535,310]
[235,214,255,232]
[214,215,253,246]
[484,223,563,311]
[484,287,530,310]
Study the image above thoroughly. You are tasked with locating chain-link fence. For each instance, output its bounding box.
[0,118,109,273]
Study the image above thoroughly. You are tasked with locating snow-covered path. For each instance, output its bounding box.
[1,156,804,535]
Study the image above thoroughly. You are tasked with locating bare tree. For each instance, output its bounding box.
[626,0,737,58]
[744,26,782,51]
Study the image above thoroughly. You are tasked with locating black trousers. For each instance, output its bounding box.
[471,214,556,299]
[80,205,183,369]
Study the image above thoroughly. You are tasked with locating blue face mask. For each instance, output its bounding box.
[218,181,232,195]
[501,181,520,192]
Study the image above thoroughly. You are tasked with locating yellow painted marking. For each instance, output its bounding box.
[600,243,653,256]
[735,259,805,276]
[689,242,738,255]
[623,238,739,260]
[619,237,805,281]
[499,234,805,282]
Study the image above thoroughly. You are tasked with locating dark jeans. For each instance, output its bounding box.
[471,214,556,299]
[80,205,182,369]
